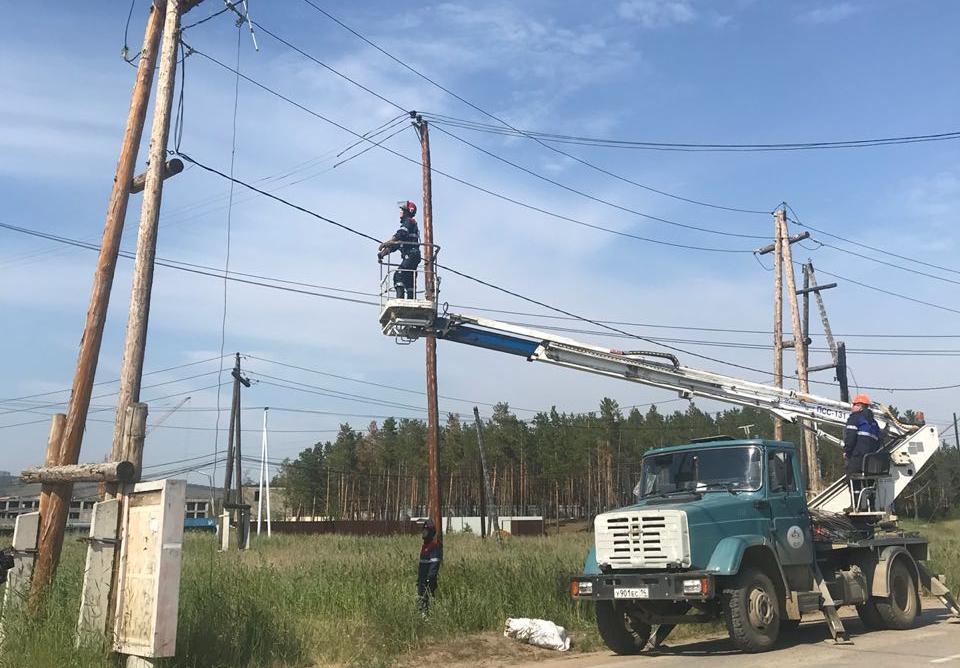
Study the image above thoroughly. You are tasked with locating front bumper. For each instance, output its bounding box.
[571,571,715,602]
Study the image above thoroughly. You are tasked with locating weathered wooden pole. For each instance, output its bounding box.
[773,212,784,441]
[778,209,821,493]
[108,0,183,487]
[29,1,166,601]
[417,116,443,543]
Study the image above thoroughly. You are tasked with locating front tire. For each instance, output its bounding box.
[874,559,919,630]
[722,566,781,653]
[595,600,652,655]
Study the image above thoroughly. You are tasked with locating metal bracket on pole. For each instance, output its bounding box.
[755,231,810,255]
[129,158,183,193]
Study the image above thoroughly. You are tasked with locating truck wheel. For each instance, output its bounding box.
[874,559,919,630]
[595,600,651,655]
[722,566,781,653]
[856,599,885,629]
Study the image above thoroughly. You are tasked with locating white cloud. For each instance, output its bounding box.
[618,0,698,28]
[797,2,859,25]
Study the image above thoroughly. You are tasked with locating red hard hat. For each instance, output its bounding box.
[398,200,417,217]
[852,394,871,406]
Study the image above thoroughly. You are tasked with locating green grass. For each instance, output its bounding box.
[0,532,600,667]
[901,518,960,588]
[4,520,959,668]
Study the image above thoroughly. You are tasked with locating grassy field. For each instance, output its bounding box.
[2,520,959,668]
[0,531,600,668]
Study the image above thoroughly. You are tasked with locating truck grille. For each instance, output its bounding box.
[594,509,690,569]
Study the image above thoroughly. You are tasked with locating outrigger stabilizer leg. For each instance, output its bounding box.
[917,562,960,619]
[813,562,852,643]
[649,624,675,650]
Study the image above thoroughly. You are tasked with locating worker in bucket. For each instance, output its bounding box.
[378,200,421,299]
[417,518,442,617]
[844,393,883,497]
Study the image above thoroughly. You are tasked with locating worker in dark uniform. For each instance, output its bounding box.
[0,546,13,585]
[417,518,442,617]
[378,200,421,299]
[843,393,882,475]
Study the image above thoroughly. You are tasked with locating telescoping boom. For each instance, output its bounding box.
[379,299,939,516]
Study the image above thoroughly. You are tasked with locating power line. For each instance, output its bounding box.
[6,219,960,351]
[421,114,960,152]
[183,47,755,255]
[213,24,244,489]
[4,220,955,392]
[261,11,769,221]
[783,204,960,278]
[430,124,768,239]
[243,355,541,411]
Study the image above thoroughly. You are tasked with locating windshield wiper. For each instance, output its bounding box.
[644,488,701,500]
[700,482,740,495]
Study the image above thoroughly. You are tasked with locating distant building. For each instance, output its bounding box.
[0,476,219,531]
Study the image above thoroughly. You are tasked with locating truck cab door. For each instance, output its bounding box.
[766,448,813,566]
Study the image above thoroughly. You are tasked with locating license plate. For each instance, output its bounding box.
[614,587,649,599]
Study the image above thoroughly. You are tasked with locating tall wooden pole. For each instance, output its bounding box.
[778,209,821,492]
[773,212,784,441]
[473,407,501,545]
[417,116,443,543]
[29,2,166,599]
[222,355,241,505]
[109,0,183,480]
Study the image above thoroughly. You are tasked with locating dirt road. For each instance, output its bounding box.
[512,601,960,668]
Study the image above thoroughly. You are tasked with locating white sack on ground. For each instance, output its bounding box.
[503,617,571,651]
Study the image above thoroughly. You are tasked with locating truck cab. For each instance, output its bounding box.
[572,437,930,654]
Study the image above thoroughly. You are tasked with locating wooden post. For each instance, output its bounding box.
[30,414,66,606]
[76,499,120,644]
[778,209,821,492]
[473,408,500,544]
[417,116,443,543]
[21,462,136,484]
[30,0,165,602]
[0,512,40,641]
[773,212,784,441]
[109,0,183,488]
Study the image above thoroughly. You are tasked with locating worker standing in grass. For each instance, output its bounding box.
[378,200,421,299]
[417,518,442,617]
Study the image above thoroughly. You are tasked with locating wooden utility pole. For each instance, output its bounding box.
[416,114,443,542]
[29,2,167,599]
[221,353,250,550]
[772,214,784,440]
[777,209,821,492]
[109,0,183,487]
[473,408,501,543]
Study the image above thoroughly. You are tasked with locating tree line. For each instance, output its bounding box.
[274,399,949,522]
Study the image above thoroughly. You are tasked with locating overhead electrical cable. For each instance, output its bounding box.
[255,15,768,219]
[183,46,755,255]
[421,114,960,152]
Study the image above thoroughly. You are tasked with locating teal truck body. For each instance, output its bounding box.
[571,438,944,654]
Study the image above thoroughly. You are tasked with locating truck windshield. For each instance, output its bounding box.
[637,446,763,498]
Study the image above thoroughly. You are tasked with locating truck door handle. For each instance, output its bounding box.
[753,499,770,511]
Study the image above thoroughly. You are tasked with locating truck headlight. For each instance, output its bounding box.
[683,578,709,595]
[571,580,593,596]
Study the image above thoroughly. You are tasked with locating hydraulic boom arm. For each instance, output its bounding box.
[380,303,938,513]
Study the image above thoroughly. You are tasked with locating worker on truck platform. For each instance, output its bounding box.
[378,200,421,299]
[417,518,442,617]
[844,393,882,477]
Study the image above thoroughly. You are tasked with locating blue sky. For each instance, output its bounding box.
[1,0,958,479]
